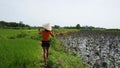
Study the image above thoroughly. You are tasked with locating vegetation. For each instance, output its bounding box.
[76,24,80,29]
[0,20,119,68]
[0,20,105,30]
[0,21,30,28]
[0,29,83,68]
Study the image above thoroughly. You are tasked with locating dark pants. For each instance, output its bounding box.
[42,41,50,47]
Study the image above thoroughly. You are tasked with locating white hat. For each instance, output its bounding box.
[42,23,52,31]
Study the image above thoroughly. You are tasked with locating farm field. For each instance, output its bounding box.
[0,29,83,68]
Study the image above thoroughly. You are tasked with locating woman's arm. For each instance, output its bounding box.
[38,28,41,34]
[51,30,54,37]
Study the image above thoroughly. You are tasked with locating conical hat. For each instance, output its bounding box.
[42,23,52,31]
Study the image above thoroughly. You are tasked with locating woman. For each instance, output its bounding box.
[39,23,54,66]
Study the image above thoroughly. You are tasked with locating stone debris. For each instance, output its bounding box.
[59,30,120,68]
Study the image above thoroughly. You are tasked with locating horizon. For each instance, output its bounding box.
[1,20,119,29]
[0,0,120,29]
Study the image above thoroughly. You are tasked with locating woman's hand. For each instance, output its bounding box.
[38,28,41,34]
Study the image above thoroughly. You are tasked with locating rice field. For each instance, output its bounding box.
[0,29,83,68]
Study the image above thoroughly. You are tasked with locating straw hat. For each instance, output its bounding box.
[42,23,52,31]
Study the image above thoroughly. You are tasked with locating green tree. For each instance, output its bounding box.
[53,25,60,28]
[76,24,80,29]
[19,21,25,27]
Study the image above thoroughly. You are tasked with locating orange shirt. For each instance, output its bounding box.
[40,30,53,41]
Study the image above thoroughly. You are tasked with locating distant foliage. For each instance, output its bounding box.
[80,26,105,30]
[105,29,120,32]
[53,25,60,28]
[0,21,30,28]
[76,24,80,29]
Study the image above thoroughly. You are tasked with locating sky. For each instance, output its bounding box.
[0,0,120,29]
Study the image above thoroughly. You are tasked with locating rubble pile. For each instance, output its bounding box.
[59,30,120,68]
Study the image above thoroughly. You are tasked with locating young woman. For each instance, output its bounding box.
[39,23,54,66]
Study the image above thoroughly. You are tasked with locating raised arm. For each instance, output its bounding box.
[50,30,54,37]
[38,28,41,34]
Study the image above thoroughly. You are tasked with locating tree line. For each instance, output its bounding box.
[0,21,30,28]
[54,24,105,30]
[0,20,106,30]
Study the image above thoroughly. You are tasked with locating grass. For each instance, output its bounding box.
[0,29,83,68]
[0,38,41,68]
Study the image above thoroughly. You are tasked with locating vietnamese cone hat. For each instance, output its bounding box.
[42,23,52,31]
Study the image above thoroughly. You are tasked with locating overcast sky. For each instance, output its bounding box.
[0,0,120,28]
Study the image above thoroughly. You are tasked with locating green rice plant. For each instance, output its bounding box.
[0,38,42,68]
[49,37,83,68]
[0,29,83,68]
